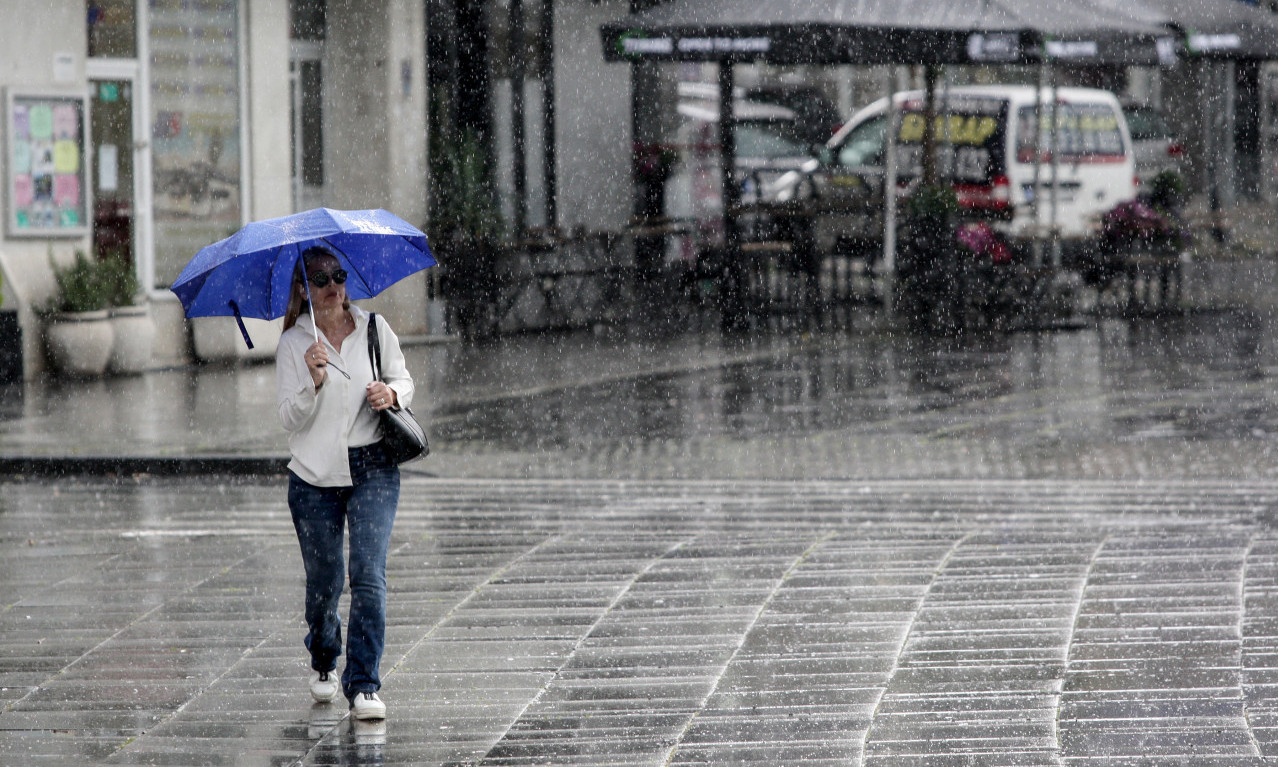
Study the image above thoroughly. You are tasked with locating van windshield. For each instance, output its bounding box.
[1015,103,1126,162]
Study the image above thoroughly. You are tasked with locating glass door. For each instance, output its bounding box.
[90,78,136,263]
[290,40,325,211]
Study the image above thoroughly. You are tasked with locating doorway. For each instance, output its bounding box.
[290,40,325,211]
[89,77,136,264]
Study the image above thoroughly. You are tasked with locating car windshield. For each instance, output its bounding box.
[734,120,809,160]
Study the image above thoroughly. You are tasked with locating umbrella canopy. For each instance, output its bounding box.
[601,0,1176,67]
[170,207,436,346]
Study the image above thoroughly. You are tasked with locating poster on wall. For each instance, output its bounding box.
[148,0,242,287]
[6,90,90,237]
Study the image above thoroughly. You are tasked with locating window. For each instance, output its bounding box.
[87,0,137,58]
[1016,103,1126,161]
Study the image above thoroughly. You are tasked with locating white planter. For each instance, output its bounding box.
[45,310,114,378]
[108,305,156,374]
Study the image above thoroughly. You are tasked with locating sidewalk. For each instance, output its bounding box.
[0,323,856,477]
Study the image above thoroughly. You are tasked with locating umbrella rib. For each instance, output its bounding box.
[319,236,369,294]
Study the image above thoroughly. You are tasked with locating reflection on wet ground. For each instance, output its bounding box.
[4,309,1278,481]
[422,310,1278,479]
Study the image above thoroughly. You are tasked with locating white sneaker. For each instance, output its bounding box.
[309,669,339,703]
[351,691,386,720]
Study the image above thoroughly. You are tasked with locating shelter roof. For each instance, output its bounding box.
[601,0,1174,66]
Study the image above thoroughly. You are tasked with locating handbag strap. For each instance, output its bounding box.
[366,312,384,383]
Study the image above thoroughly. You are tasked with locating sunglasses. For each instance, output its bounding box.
[306,269,348,288]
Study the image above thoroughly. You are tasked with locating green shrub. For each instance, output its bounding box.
[906,183,959,220]
[47,251,115,313]
[99,253,138,307]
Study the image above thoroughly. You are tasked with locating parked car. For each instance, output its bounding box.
[740,84,843,145]
[664,96,813,248]
[767,85,1140,258]
[1121,101,1186,188]
[676,81,842,145]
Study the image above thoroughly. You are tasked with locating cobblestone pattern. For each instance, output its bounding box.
[2,478,1278,765]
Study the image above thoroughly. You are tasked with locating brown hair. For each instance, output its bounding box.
[282,246,350,331]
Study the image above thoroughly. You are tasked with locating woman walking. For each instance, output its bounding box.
[276,246,414,720]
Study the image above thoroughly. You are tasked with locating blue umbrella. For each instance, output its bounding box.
[171,207,436,349]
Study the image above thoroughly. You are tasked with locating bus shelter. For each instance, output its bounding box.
[601,0,1180,328]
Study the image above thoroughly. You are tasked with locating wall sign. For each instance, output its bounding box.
[6,90,90,237]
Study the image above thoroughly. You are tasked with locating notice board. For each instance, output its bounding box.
[6,90,90,237]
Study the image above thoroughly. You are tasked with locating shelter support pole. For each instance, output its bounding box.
[718,61,745,330]
[1203,63,1225,242]
[1050,63,1062,270]
[921,66,939,187]
[882,67,899,289]
[540,0,557,230]
[510,0,527,236]
[1031,58,1047,268]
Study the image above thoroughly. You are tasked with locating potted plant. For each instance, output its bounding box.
[100,251,154,374]
[42,250,115,377]
[0,266,20,384]
[896,183,960,331]
[1082,196,1189,290]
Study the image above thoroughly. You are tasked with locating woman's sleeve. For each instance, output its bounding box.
[378,315,416,410]
[276,332,319,432]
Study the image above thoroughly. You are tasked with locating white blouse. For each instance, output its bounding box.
[276,305,415,486]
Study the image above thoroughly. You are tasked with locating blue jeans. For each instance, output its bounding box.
[288,444,399,700]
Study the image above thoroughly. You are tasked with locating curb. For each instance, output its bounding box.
[0,456,290,479]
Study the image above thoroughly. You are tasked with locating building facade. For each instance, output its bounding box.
[0,0,634,380]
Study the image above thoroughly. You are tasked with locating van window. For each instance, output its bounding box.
[1015,103,1126,162]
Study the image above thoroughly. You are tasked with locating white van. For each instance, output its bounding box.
[769,85,1137,255]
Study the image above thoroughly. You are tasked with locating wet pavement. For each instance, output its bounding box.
[6,308,1278,764]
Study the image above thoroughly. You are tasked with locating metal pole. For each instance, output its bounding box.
[1049,63,1061,269]
[1203,63,1220,241]
[718,62,738,255]
[718,61,744,329]
[942,67,952,184]
[1031,57,1047,268]
[883,66,899,278]
[540,0,557,230]
[510,0,527,236]
[921,65,939,187]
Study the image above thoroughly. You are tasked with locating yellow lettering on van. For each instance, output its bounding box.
[942,115,963,143]
[970,116,997,144]
[899,113,926,143]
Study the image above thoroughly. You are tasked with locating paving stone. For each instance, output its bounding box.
[7,475,1278,764]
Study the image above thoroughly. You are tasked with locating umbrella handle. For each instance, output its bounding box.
[303,268,319,344]
[228,300,254,349]
[300,268,349,380]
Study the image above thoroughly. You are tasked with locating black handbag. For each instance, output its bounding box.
[367,313,428,464]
